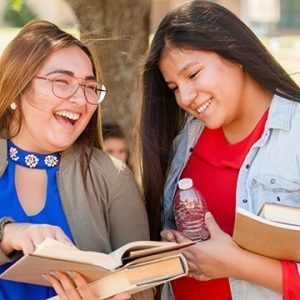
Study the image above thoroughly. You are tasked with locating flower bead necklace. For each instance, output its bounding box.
[8,140,60,169]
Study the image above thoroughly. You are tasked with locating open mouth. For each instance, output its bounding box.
[54,110,80,126]
[196,99,212,114]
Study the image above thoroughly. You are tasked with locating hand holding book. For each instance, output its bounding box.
[44,271,131,300]
[0,238,194,299]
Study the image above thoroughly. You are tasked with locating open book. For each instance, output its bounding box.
[233,205,300,261]
[0,238,194,299]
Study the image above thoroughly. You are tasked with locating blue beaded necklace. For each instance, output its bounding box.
[8,140,60,169]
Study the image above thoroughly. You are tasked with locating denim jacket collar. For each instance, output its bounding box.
[266,94,293,131]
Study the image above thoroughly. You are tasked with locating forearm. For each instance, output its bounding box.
[231,247,282,293]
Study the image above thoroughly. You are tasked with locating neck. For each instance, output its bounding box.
[222,74,272,144]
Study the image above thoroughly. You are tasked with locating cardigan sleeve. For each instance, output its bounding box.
[0,248,12,265]
[282,261,300,300]
[108,165,150,250]
[107,162,154,300]
[132,288,155,300]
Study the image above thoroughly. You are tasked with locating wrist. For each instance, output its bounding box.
[226,243,248,278]
[0,217,15,255]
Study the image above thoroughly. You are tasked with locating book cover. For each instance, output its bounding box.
[48,254,187,300]
[0,238,193,299]
[233,207,300,261]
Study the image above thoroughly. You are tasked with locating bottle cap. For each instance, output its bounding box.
[178,178,193,190]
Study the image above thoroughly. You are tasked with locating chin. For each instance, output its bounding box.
[203,121,222,130]
[48,141,73,152]
[51,133,78,147]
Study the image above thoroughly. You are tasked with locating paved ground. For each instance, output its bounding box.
[0,30,300,84]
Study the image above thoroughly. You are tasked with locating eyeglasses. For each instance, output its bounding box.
[34,74,108,105]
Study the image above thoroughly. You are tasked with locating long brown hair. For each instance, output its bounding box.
[141,0,300,240]
[0,19,103,149]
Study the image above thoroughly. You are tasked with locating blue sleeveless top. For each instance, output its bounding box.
[0,141,74,300]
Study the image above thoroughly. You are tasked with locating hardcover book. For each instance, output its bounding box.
[233,205,300,261]
[0,238,193,299]
[258,202,300,226]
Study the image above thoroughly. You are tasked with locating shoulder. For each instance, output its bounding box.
[0,138,7,159]
[89,147,129,176]
[268,95,300,130]
[61,143,131,182]
[171,115,203,156]
[265,96,300,153]
[291,99,300,116]
[59,144,139,206]
[0,139,8,178]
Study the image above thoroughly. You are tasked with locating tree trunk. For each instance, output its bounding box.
[66,0,151,134]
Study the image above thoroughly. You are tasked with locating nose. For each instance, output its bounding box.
[177,83,197,106]
[69,85,87,105]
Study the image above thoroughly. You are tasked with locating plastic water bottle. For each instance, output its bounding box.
[174,178,210,241]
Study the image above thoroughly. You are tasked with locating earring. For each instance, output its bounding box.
[10,102,17,110]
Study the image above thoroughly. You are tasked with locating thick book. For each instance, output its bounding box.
[232,206,300,261]
[0,238,193,299]
[258,202,300,226]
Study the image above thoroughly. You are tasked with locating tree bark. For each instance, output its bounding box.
[66,0,151,134]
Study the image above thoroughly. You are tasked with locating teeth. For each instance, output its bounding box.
[55,111,80,120]
[197,99,212,114]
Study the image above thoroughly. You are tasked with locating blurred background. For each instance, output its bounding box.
[0,0,299,161]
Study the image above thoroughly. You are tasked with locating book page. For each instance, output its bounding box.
[237,208,300,230]
[33,239,195,270]
[34,238,120,270]
[109,240,195,263]
[259,203,300,226]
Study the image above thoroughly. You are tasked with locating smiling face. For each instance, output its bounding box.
[159,47,247,130]
[11,46,98,153]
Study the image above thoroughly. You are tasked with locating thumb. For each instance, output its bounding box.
[205,211,221,237]
[160,229,176,242]
[173,231,192,243]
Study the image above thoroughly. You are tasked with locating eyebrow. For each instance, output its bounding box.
[178,61,199,76]
[164,61,200,85]
[45,70,96,81]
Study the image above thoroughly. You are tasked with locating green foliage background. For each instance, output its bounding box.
[4,0,36,27]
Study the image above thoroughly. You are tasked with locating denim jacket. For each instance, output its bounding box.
[162,94,300,299]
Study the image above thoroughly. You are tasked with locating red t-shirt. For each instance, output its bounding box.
[282,261,300,300]
[172,110,268,300]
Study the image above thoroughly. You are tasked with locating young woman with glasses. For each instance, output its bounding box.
[140,1,300,299]
[0,20,151,300]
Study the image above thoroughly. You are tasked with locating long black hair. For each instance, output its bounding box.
[141,0,300,240]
